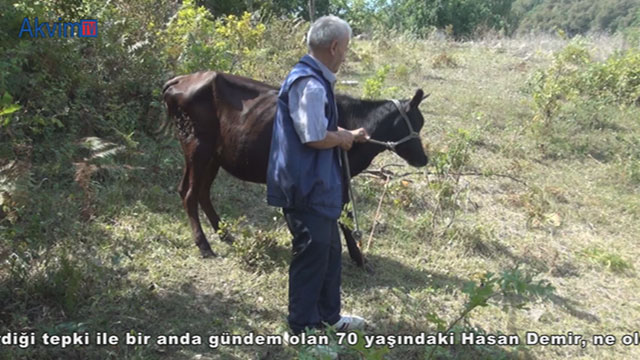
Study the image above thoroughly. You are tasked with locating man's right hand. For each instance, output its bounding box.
[338,130,355,151]
[338,127,368,151]
[306,127,368,151]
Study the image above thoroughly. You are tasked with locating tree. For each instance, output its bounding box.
[309,0,315,21]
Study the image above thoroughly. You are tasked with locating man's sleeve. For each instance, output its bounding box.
[288,77,329,144]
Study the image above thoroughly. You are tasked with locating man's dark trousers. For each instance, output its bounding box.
[283,208,342,334]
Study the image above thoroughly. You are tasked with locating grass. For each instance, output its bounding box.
[2,32,640,359]
[581,247,633,274]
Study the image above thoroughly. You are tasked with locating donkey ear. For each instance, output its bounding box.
[409,89,426,108]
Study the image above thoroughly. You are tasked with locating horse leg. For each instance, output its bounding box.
[198,161,234,244]
[338,206,367,268]
[339,221,366,267]
[183,145,216,258]
[178,157,190,201]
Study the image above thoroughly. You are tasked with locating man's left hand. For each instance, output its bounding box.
[350,128,369,143]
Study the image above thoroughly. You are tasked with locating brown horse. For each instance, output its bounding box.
[162,71,428,266]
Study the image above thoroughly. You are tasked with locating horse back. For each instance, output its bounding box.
[163,71,279,183]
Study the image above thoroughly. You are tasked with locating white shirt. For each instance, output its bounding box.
[288,55,337,144]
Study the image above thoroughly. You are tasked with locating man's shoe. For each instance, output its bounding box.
[331,315,365,331]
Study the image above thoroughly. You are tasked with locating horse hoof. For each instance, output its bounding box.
[201,248,217,258]
[220,231,235,244]
[364,262,375,274]
[353,253,366,268]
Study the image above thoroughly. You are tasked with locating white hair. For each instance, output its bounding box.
[306,15,352,50]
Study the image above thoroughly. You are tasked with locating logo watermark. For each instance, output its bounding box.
[19,17,98,38]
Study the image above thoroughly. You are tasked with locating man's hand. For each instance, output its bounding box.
[306,127,369,151]
[337,127,368,151]
[350,128,369,143]
[337,130,355,151]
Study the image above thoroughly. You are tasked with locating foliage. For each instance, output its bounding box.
[252,16,308,83]
[0,0,173,227]
[330,0,387,34]
[513,0,640,35]
[226,217,286,271]
[380,0,517,38]
[332,0,640,37]
[362,65,391,99]
[530,39,592,122]
[164,1,308,83]
[164,2,266,76]
[195,0,522,39]
[73,137,130,220]
[529,39,640,159]
[197,0,323,20]
[431,129,474,176]
[425,268,554,359]
[0,92,21,127]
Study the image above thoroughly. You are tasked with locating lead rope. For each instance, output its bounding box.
[340,97,425,249]
[341,149,363,246]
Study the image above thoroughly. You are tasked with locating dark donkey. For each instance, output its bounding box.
[162,71,428,266]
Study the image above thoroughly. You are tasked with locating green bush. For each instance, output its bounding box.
[529,39,640,159]
[362,65,390,99]
[362,65,399,100]
[163,2,308,83]
[380,0,516,38]
[225,218,286,271]
[513,0,640,35]
[431,129,474,176]
[164,2,266,75]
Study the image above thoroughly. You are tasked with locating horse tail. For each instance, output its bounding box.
[145,76,183,141]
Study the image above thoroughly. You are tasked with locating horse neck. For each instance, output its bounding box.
[338,97,395,176]
[338,96,391,134]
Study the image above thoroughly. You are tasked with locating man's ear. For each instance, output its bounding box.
[330,39,339,55]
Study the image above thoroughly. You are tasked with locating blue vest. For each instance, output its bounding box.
[266,55,343,219]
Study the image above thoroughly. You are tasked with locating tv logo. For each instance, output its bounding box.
[19,17,98,38]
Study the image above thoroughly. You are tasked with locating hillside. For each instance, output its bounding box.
[513,0,640,35]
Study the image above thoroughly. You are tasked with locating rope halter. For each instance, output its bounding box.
[365,99,421,151]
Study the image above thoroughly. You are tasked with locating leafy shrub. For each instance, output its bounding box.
[513,0,640,36]
[164,2,266,76]
[431,129,474,176]
[381,0,516,38]
[223,217,286,270]
[232,230,281,270]
[529,39,640,159]
[363,65,391,99]
[531,39,640,122]
[247,16,307,83]
[0,92,21,127]
[425,268,554,359]
[530,39,591,123]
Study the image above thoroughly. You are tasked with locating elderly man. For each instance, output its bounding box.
[267,15,368,335]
